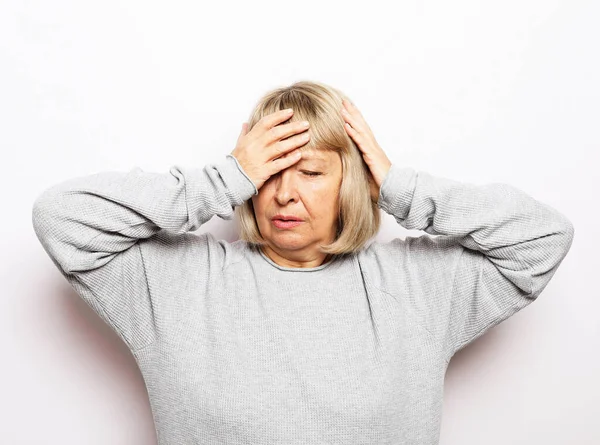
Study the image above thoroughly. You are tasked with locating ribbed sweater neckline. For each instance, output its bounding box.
[257,247,339,272]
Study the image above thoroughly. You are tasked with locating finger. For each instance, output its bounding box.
[343,98,362,117]
[270,129,310,160]
[268,119,310,145]
[341,107,366,134]
[237,122,248,142]
[342,98,372,133]
[344,121,366,148]
[246,109,294,144]
[270,148,302,175]
[262,119,310,160]
[259,108,296,134]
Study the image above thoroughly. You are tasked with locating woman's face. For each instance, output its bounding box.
[251,149,343,261]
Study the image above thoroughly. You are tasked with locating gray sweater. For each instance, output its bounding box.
[31,154,574,444]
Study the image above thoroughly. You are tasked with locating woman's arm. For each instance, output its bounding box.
[377,164,575,361]
[31,155,257,352]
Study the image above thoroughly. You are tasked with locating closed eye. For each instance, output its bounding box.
[302,171,322,176]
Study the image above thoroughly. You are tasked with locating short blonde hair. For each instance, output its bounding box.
[234,80,381,256]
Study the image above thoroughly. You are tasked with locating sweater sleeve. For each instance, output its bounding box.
[31,154,257,352]
[376,164,575,361]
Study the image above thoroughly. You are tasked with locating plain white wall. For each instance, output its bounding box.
[2,0,597,443]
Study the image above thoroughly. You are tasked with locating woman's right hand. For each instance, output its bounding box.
[230,108,311,191]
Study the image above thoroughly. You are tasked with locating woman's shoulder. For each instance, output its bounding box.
[357,234,463,289]
[139,230,253,272]
[358,235,462,300]
[360,234,462,261]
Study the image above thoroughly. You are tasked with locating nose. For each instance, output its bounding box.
[273,168,299,206]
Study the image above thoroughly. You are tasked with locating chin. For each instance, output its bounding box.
[267,233,311,251]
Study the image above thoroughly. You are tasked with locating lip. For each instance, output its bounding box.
[272,220,303,229]
[271,214,304,229]
[271,214,303,222]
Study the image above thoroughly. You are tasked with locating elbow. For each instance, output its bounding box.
[31,189,60,239]
[528,217,574,299]
[544,210,575,260]
[545,215,575,273]
[565,219,575,247]
[32,191,51,239]
[32,191,79,275]
[31,189,70,260]
[559,217,575,259]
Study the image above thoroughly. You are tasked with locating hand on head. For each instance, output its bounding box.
[340,98,392,202]
[231,101,391,203]
[231,108,310,191]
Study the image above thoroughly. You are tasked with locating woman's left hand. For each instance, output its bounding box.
[341,98,392,203]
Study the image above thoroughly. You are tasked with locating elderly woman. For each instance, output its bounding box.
[32,80,574,444]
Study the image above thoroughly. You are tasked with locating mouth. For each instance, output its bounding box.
[271,214,303,222]
[271,215,304,229]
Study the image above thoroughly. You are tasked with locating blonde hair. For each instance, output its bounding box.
[234,80,381,255]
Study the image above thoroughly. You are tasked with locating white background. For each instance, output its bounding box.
[2,0,598,443]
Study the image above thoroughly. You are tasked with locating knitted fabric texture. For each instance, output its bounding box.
[32,154,574,444]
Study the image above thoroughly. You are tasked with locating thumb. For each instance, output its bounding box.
[236,122,249,146]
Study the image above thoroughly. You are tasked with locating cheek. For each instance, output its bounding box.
[306,189,340,219]
[250,199,266,228]
[252,193,268,215]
